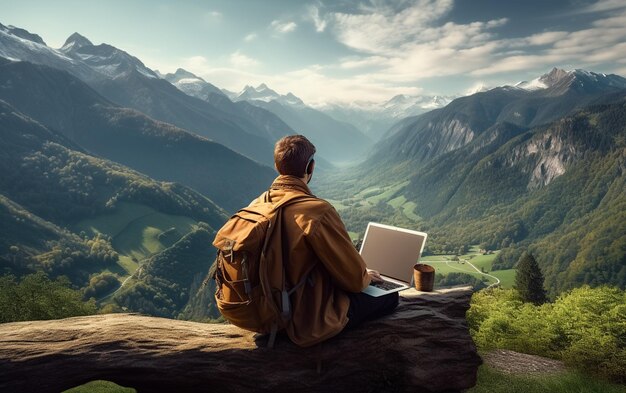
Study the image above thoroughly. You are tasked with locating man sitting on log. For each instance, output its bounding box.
[212,135,398,347]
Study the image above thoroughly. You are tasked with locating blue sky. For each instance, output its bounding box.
[3,0,626,105]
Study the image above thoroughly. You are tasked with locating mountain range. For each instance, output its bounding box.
[371,68,626,166]
[0,25,285,165]
[1,18,625,317]
[318,94,455,141]
[227,83,373,164]
[0,95,226,268]
[319,67,626,297]
[0,58,274,212]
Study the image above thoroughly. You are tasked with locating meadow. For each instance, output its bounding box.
[421,247,516,288]
[73,202,197,276]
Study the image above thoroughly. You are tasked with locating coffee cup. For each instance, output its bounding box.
[413,263,435,292]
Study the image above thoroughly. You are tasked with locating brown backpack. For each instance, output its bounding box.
[211,192,316,346]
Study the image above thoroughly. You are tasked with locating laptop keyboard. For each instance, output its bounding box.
[370,280,404,291]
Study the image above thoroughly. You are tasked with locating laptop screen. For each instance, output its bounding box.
[359,222,428,282]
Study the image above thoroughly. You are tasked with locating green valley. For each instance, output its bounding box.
[74,202,198,275]
[318,100,626,297]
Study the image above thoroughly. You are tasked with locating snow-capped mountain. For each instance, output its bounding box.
[318,94,455,141]
[0,22,284,164]
[232,83,372,163]
[0,23,45,45]
[60,32,158,79]
[232,84,305,107]
[0,24,157,82]
[0,22,96,81]
[163,68,224,100]
[514,67,626,94]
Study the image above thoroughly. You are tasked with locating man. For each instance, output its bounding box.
[250,134,398,347]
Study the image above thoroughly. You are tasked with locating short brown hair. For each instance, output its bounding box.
[274,135,316,176]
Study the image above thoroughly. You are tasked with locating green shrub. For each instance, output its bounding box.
[0,272,97,322]
[468,286,626,383]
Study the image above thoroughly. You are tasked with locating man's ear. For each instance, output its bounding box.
[306,159,315,175]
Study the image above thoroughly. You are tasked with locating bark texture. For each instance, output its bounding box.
[0,286,481,393]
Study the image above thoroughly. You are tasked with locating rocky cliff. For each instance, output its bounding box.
[0,287,480,393]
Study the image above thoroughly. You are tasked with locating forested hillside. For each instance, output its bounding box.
[0,60,275,212]
[113,224,219,320]
[0,100,226,292]
[318,100,626,297]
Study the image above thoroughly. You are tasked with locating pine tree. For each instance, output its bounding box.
[515,252,547,304]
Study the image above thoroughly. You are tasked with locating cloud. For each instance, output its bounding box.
[184,55,211,70]
[577,0,626,13]
[204,10,223,23]
[465,82,490,95]
[307,5,328,32]
[270,66,424,106]
[180,59,423,106]
[229,51,260,68]
[339,55,387,69]
[244,33,258,42]
[180,0,626,104]
[314,0,626,85]
[270,20,297,34]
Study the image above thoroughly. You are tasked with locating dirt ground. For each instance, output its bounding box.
[482,349,567,375]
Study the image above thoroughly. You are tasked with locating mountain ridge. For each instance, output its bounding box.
[231,83,373,163]
[0,23,282,165]
[0,59,275,212]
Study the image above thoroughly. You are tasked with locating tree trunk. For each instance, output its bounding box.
[0,286,481,393]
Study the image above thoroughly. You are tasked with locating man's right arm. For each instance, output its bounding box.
[306,206,371,293]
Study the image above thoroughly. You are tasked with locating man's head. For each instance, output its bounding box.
[274,135,316,180]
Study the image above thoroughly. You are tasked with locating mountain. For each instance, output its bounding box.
[0,99,227,283]
[164,68,224,100]
[57,38,276,165]
[236,83,282,102]
[0,59,275,212]
[0,99,230,319]
[515,68,626,94]
[371,68,626,166]
[0,23,279,165]
[0,22,96,82]
[164,69,296,143]
[113,224,220,320]
[407,102,626,296]
[234,84,372,164]
[320,68,626,296]
[318,94,455,141]
[60,32,158,80]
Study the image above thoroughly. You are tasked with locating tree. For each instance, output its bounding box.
[515,252,547,305]
[0,272,96,323]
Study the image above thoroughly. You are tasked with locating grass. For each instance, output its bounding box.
[63,380,135,393]
[421,248,515,288]
[74,203,154,239]
[363,181,408,204]
[468,365,626,393]
[489,269,516,288]
[401,201,420,221]
[73,202,197,274]
[325,198,349,211]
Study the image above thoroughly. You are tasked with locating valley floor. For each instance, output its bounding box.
[421,247,516,288]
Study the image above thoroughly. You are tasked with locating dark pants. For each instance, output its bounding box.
[345,291,399,330]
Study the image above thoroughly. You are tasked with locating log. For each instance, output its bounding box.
[0,286,481,393]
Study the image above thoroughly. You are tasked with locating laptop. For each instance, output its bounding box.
[359,222,428,297]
